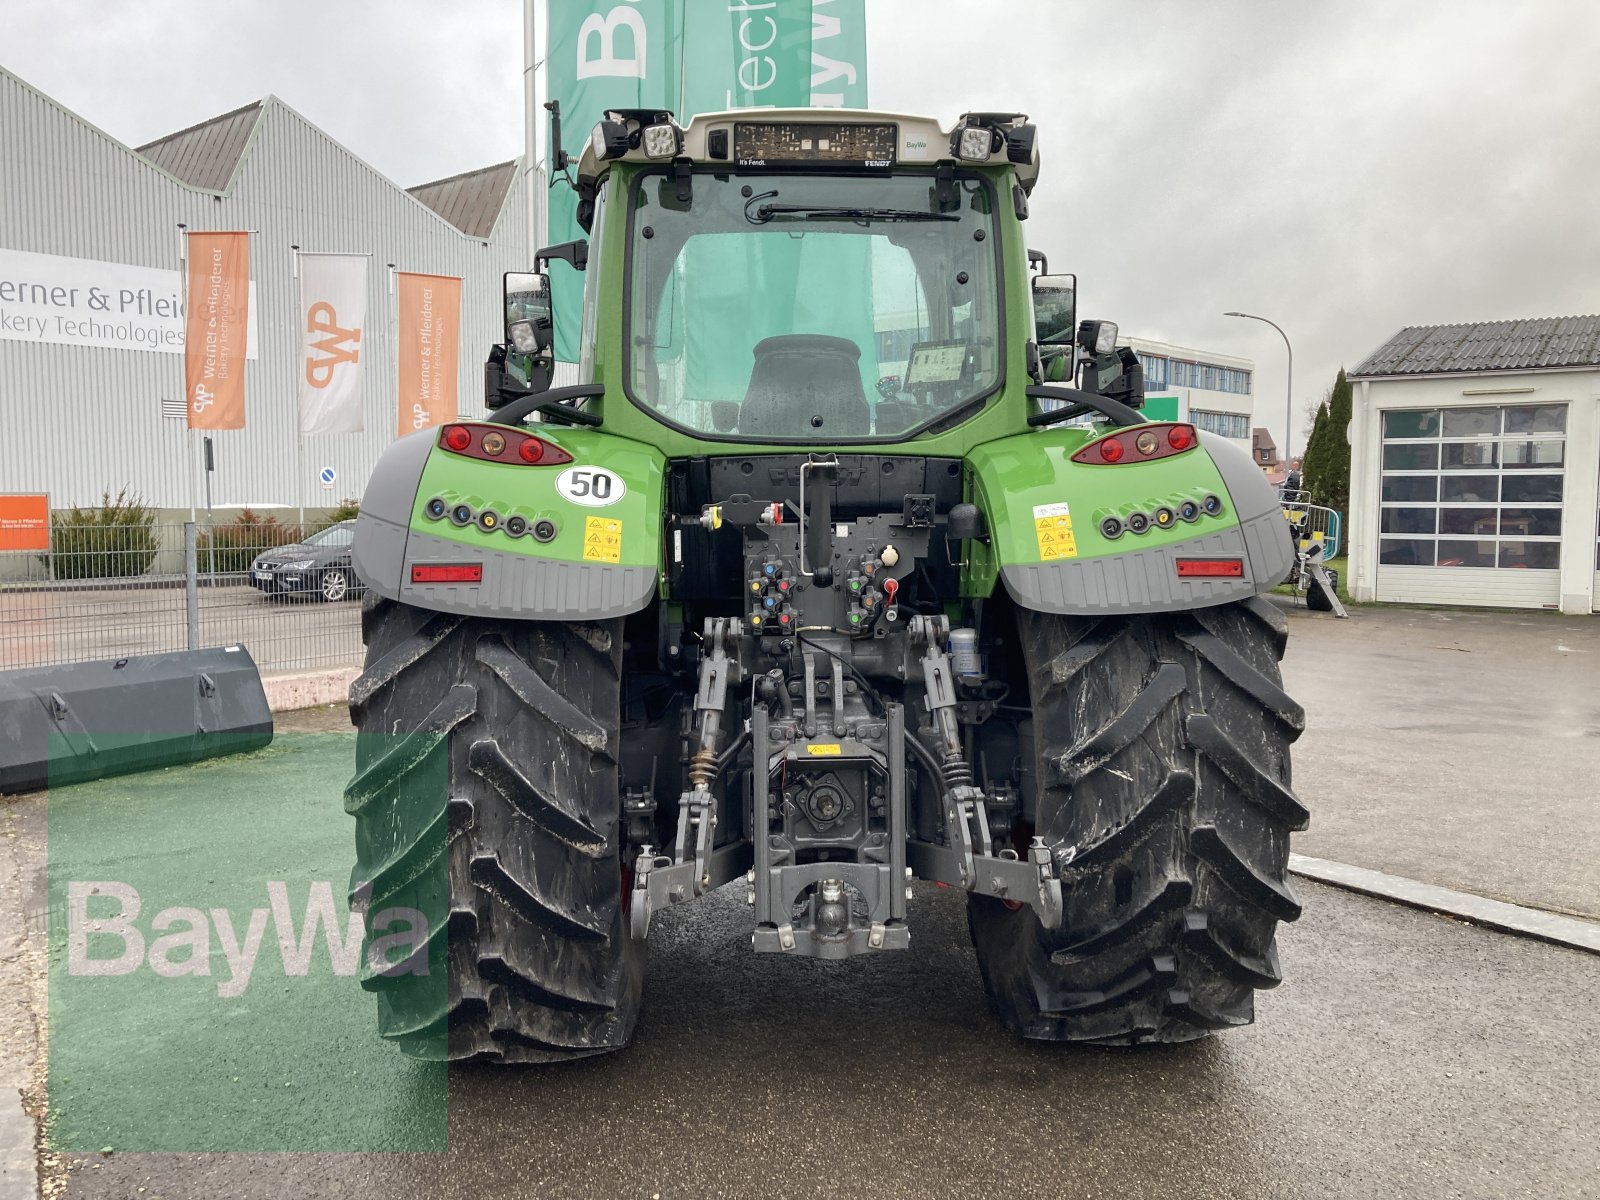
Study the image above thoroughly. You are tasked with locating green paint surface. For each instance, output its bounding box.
[968,431,1236,568]
[411,426,666,569]
[46,734,446,1152]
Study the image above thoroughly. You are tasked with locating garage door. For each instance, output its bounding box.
[1376,403,1565,608]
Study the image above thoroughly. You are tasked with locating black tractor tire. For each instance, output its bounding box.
[1306,568,1338,612]
[344,594,643,1063]
[968,596,1307,1044]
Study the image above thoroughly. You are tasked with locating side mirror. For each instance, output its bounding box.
[504,271,552,355]
[1032,273,1077,346]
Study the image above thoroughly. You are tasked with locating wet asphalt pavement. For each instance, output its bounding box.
[1280,602,1600,918]
[50,879,1600,1200]
[21,603,1600,1199]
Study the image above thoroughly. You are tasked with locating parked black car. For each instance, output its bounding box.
[248,521,363,602]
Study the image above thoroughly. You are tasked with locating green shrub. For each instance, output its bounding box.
[313,498,361,532]
[45,489,159,580]
[198,510,305,574]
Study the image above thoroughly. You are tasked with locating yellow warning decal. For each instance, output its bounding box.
[806,744,843,756]
[582,515,623,564]
[1032,501,1078,561]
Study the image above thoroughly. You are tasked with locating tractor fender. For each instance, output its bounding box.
[352,424,664,620]
[967,428,1294,615]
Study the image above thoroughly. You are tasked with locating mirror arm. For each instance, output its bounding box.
[1025,384,1144,429]
[535,241,588,272]
[489,383,605,428]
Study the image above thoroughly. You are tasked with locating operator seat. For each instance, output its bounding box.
[739,335,870,437]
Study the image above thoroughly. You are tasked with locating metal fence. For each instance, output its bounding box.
[1,518,362,673]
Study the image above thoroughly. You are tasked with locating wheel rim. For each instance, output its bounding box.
[321,570,347,601]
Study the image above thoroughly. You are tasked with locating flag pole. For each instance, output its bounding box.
[179,222,197,523]
[292,245,306,530]
[525,0,543,262]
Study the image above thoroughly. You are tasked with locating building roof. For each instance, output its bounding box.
[1350,315,1600,378]
[1124,335,1253,372]
[136,101,263,192]
[407,161,519,238]
[1252,427,1277,452]
[131,94,519,236]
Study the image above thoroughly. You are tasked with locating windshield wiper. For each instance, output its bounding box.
[746,202,958,225]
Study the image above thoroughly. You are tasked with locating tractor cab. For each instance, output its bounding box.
[488,107,1142,448]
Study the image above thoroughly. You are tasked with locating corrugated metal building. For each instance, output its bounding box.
[1348,316,1600,614]
[0,66,528,512]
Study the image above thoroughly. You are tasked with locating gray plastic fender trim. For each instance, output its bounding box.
[1001,509,1292,615]
[372,524,657,620]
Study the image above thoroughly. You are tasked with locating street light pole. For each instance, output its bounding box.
[1224,311,1293,466]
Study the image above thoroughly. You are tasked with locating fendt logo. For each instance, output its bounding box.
[304,301,362,389]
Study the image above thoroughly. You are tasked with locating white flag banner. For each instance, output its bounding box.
[298,254,367,434]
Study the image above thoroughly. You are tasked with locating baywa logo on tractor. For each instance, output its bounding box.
[344,108,1307,1062]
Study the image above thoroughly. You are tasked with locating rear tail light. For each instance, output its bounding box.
[411,563,483,584]
[519,437,569,464]
[1175,558,1243,578]
[438,423,573,466]
[1073,423,1199,465]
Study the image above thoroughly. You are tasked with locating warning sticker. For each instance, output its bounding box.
[1032,502,1078,561]
[582,516,623,564]
[806,744,843,756]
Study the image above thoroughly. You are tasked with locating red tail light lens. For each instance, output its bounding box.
[411,563,484,584]
[1175,558,1243,578]
[1073,423,1199,465]
[523,436,572,465]
[438,423,573,466]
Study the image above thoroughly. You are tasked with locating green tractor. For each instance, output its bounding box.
[346,108,1306,1062]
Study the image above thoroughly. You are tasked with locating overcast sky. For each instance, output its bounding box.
[8,0,1600,453]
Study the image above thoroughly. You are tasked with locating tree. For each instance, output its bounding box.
[1302,401,1331,489]
[1303,368,1352,516]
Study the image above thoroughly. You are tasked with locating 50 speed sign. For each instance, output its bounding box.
[555,466,626,507]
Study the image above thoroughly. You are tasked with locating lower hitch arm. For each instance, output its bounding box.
[905,616,1064,929]
[629,618,749,939]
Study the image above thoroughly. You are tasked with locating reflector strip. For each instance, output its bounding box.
[411,564,483,583]
[1175,558,1244,578]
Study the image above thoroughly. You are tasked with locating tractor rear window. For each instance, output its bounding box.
[625,171,1002,441]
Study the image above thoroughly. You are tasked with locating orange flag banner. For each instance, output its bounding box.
[397,272,462,437]
[184,231,250,430]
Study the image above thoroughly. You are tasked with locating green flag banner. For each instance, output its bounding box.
[544,0,869,360]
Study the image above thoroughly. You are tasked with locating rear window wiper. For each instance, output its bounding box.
[746,202,958,225]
